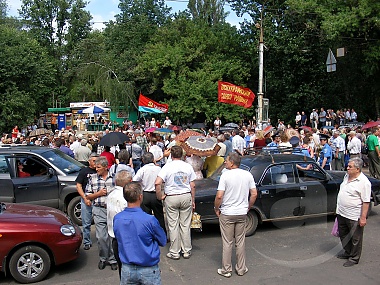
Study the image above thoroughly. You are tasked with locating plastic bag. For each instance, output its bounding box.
[331,217,339,237]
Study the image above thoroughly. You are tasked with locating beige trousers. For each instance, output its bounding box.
[219,214,247,274]
[164,193,192,256]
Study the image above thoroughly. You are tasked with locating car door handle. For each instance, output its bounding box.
[300,186,307,190]
[261,190,269,195]
[17,185,29,190]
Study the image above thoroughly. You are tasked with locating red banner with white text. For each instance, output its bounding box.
[218,81,255,108]
[138,94,168,113]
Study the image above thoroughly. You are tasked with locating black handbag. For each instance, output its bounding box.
[361,144,369,155]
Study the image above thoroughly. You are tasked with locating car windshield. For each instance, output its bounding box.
[209,163,251,181]
[40,149,83,174]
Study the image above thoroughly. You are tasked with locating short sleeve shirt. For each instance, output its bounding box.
[158,160,196,195]
[366,134,379,151]
[336,172,371,221]
[217,168,256,216]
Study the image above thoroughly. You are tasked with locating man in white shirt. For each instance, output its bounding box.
[214,117,222,131]
[347,131,361,158]
[148,137,164,167]
[133,152,165,232]
[155,146,196,260]
[163,116,172,128]
[331,130,346,171]
[336,157,371,267]
[295,112,301,127]
[232,130,246,156]
[214,153,257,277]
[107,170,132,277]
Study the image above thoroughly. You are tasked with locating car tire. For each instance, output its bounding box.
[67,196,82,226]
[9,245,51,283]
[245,211,258,236]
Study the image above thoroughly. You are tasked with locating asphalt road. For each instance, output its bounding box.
[2,207,380,285]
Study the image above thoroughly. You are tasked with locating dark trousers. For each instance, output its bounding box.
[112,238,122,279]
[368,150,380,179]
[141,192,166,234]
[337,214,364,263]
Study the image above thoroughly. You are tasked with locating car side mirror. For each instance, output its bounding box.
[48,168,55,177]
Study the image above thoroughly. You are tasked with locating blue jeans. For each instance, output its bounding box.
[121,264,161,285]
[81,198,93,246]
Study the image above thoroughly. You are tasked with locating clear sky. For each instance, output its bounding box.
[6,0,250,30]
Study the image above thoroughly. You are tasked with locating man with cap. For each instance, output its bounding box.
[267,132,281,148]
[290,136,310,157]
[319,134,332,170]
[265,132,281,154]
[331,130,346,171]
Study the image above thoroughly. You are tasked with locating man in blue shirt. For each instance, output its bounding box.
[319,134,332,170]
[114,182,166,285]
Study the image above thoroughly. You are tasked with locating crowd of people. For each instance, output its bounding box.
[1,112,380,283]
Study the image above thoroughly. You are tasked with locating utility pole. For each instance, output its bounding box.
[257,8,264,124]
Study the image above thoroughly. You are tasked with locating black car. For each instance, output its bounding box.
[0,146,84,225]
[194,154,380,236]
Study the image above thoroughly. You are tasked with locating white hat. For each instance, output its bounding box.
[170,134,176,139]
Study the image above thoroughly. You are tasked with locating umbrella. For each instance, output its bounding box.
[175,130,205,142]
[191,123,206,129]
[29,128,52,137]
[78,106,110,114]
[285,128,300,139]
[362,120,380,130]
[224,122,239,128]
[219,126,236,132]
[154,128,173,134]
[99,132,130,146]
[168,125,182,131]
[181,136,221,157]
[300,126,312,132]
[263,126,274,136]
[145,127,157,133]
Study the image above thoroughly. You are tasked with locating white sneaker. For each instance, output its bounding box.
[166,252,180,260]
[183,251,191,259]
[217,269,232,278]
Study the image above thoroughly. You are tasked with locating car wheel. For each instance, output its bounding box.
[9,245,51,283]
[245,210,258,236]
[67,196,82,226]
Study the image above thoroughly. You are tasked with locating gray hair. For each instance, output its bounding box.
[142,152,154,164]
[227,152,241,167]
[90,153,99,158]
[115,170,132,187]
[349,157,363,171]
[95,156,108,168]
[117,149,130,163]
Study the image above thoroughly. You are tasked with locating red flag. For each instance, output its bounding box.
[218,81,255,108]
[138,94,168,113]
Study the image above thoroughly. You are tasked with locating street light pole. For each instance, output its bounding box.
[257,8,264,124]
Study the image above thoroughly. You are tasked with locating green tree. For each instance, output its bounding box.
[188,0,228,25]
[136,17,253,124]
[0,25,56,132]
[287,0,380,119]
[0,0,7,18]
[19,0,92,103]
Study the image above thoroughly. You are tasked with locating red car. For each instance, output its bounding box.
[0,202,82,283]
